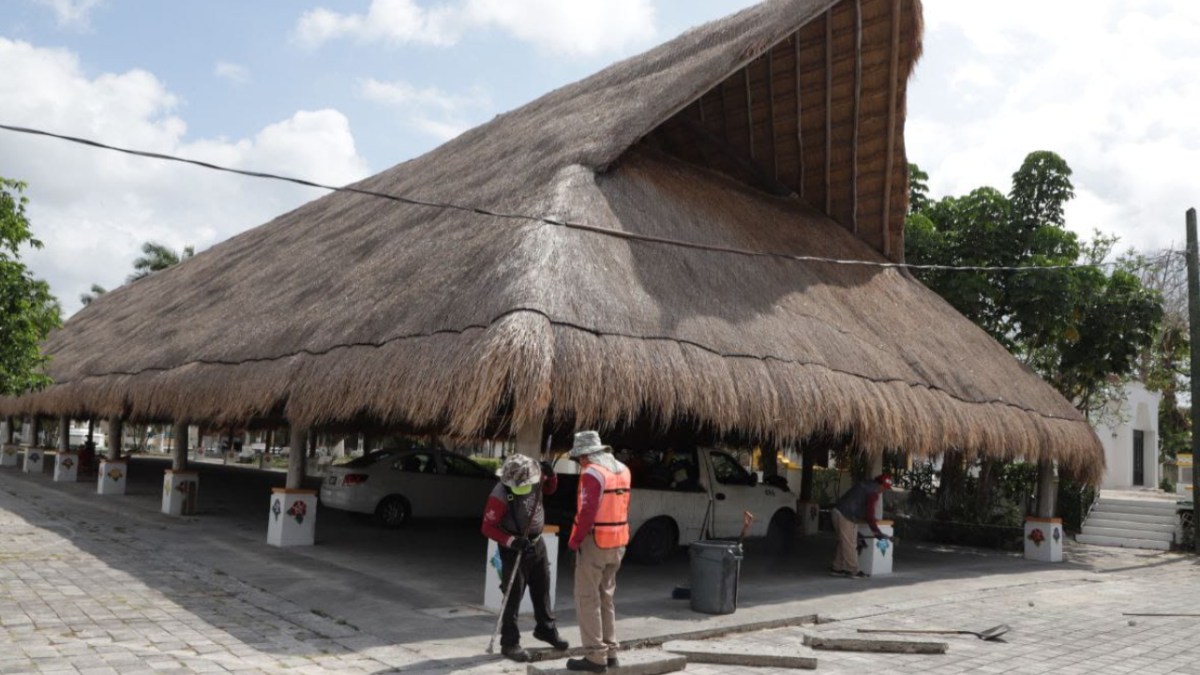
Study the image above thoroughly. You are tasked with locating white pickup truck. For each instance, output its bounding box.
[549,447,797,564]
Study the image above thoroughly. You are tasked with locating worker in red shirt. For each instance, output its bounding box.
[566,431,631,673]
[830,474,893,578]
[481,454,568,662]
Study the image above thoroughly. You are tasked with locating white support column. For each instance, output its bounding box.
[163,421,197,516]
[23,417,44,474]
[98,418,127,495]
[54,416,77,482]
[268,424,316,547]
[1025,460,1062,562]
[857,520,895,576]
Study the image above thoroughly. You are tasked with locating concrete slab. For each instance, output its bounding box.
[662,639,817,669]
[528,651,686,675]
[803,634,947,654]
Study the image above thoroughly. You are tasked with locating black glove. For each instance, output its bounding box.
[510,535,533,552]
[873,532,891,541]
[540,460,554,476]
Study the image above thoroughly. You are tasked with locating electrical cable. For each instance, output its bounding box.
[0,122,1140,274]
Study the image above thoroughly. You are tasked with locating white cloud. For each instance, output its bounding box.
[36,0,102,28]
[0,38,371,317]
[909,0,1200,255]
[360,77,491,140]
[214,61,250,85]
[294,0,657,57]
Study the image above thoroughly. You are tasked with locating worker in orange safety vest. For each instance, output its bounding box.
[565,431,631,673]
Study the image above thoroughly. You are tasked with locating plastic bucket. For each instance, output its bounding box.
[688,540,743,614]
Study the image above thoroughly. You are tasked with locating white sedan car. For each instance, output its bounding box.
[320,448,496,527]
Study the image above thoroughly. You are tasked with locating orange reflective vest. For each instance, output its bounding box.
[576,462,631,549]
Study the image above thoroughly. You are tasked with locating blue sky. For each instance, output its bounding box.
[2,0,1198,316]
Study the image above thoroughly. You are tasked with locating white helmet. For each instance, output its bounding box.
[499,454,541,489]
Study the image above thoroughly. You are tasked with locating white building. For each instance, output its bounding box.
[1092,382,1160,490]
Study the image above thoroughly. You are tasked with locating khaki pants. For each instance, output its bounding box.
[831,509,859,574]
[573,536,624,665]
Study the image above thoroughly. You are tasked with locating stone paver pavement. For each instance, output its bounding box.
[2,463,1198,674]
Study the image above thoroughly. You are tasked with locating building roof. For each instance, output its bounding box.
[4,0,1104,480]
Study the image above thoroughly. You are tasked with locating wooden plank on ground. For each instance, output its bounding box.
[803,634,947,654]
[663,639,817,669]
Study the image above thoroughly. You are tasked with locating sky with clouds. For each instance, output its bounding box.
[1,0,1197,317]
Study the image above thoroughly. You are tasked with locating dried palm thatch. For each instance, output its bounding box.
[1,0,1104,481]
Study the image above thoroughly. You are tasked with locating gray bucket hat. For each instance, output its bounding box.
[498,454,540,489]
[569,430,611,459]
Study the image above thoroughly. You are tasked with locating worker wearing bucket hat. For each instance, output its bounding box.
[566,431,631,673]
[481,453,567,662]
[830,473,893,579]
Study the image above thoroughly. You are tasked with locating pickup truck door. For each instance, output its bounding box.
[704,449,775,538]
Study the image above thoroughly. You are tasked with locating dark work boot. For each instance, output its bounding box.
[566,657,607,672]
[501,645,530,663]
[533,626,569,650]
[607,655,620,668]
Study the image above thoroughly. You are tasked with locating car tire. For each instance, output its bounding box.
[766,508,796,554]
[375,496,411,529]
[628,517,677,565]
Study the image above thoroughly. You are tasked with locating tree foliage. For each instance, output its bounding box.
[905,152,1163,416]
[79,283,106,307]
[1117,247,1190,460]
[128,242,194,282]
[0,178,62,395]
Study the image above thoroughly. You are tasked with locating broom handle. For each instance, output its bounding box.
[486,548,525,653]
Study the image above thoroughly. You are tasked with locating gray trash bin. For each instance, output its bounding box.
[688,540,743,614]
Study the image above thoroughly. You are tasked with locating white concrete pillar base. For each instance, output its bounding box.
[797,500,821,536]
[23,448,45,474]
[1,444,20,467]
[54,453,78,482]
[267,489,317,547]
[484,526,559,614]
[857,521,895,576]
[1024,517,1063,563]
[97,459,129,495]
[162,470,199,516]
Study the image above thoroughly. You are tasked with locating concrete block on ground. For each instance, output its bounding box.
[1024,517,1063,562]
[162,470,199,516]
[663,639,816,669]
[1,444,20,467]
[803,634,947,654]
[23,448,44,474]
[54,453,78,482]
[97,459,128,495]
[267,489,317,547]
[528,651,686,675]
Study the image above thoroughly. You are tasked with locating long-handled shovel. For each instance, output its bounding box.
[857,624,1011,641]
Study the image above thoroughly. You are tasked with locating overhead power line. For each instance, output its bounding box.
[0,122,1137,274]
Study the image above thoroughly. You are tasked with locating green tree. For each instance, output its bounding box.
[0,178,63,395]
[128,242,194,282]
[908,162,931,215]
[1118,247,1190,461]
[905,153,1163,417]
[79,283,106,307]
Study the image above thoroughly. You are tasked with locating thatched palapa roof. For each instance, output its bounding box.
[4,0,1104,480]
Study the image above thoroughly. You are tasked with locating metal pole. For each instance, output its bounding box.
[1186,207,1200,554]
